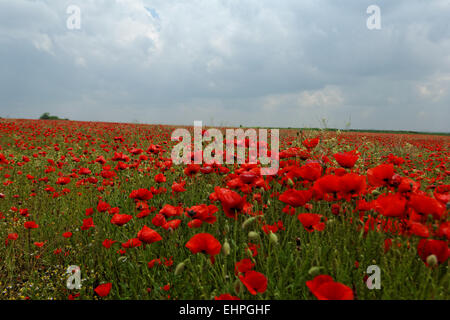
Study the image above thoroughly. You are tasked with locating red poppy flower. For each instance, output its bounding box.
[184,164,200,176]
[294,162,322,181]
[297,213,326,232]
[188,219,203,228]
[434,185,450,204]
[185,204,218,224]
[306,275,353,300]
[367,164,394,187]
[409,194,445,220]
[302,138,320,149]
[94,283,112,297]
[7,233,18,240]
[148,258,161,268]
[121,237,142,248]
[408,222,430,238]
[171,180,186,193]
[398,177,420,194]
[137,225,162,244]
[239,271,268,295]
[279,189,312,207]
[374,193,407,218]
[68,293,80,300]
[306,275,334,292]
[162,219,181,231]
[19,208,30,217]
[56,176,71,185]
[437,221,450,240]
[235,258,255,275]
[81,217,95,230]
[239,171,259,184]
[155,173,166,183]
[102,239,117,248]
[199,165,214,174]
[24,221,39,229]
[160,204,183,217]
[333,150,359,169]
[62,232,72,238]
[417,239,449,266]
[214,187,246,219]
[110,214,133,226]
[152,214,167,227]
[313,175,341,196]
[78,167,91,175]
[338,173,366,198]
[185,233,221,256]
[137,208,152,219]
[129,188,153,201]
[97,200,111,212]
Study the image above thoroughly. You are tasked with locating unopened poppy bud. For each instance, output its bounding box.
[308,266,322,277]
[175,262,186,275]
[287,178,294,187]
[248,231,259,241]
[426,254,438,267]
[371,188,382,195]
[269,232,278,245]
[242,217,256,229]
[222,240,231,256]
[234,279,243,295]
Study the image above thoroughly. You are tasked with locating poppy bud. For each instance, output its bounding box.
[371,188,382,195]
[426,254,438,267]
[308,266,322,277]
[245,248,253,258]
[175,262,186,275]
[222,240,231,256]
[248,231,260,241]
[242,217,256,229]
[287,178,294,187]
[269,232,278,245]
[234,279,243,295]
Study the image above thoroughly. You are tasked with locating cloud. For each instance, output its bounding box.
[0,0,449,132]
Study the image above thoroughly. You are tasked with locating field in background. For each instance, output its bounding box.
[0,118,448,300]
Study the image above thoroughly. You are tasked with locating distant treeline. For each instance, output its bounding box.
[39,112,69,120]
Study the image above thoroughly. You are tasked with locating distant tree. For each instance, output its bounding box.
[40,112,51,119]
[39,112,68,120]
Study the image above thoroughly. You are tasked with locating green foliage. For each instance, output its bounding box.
[39,112,68,120]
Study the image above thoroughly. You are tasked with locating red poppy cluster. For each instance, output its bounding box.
[0,119,448,300]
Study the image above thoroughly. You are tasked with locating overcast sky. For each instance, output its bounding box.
[0,0,449,131]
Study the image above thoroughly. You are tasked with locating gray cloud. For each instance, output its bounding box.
[0,0,449,132]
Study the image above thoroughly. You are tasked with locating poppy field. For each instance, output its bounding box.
[0,118,449,300]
